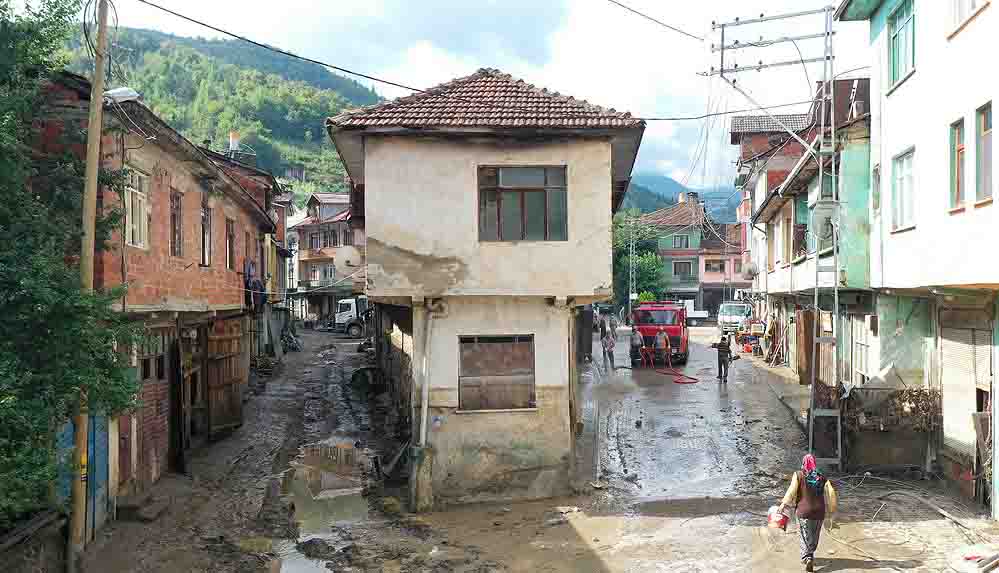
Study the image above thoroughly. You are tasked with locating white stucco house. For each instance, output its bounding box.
[836,0,997,508]
[325,68,644,508]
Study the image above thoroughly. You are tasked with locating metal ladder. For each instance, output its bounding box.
[808,7,842,470]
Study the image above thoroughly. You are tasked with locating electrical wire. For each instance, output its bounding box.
[603,0,704,41]
[132,0,811,123]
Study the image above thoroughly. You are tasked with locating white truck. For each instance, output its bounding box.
[329,295,369,337]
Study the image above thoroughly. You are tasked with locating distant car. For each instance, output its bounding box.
[718,302,752,334]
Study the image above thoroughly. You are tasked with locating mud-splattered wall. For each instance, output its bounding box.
[363,137,613,299]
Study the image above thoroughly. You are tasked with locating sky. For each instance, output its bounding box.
[41,0,873,189]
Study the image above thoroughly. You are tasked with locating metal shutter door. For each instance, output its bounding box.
[973,329,993,392]
[941,328,977,458]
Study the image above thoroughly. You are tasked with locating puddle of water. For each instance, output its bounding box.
[260,439,372,572]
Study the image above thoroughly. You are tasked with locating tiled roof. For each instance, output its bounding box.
[289,209,351,230]
[312,193,350,204]
[730,113,812,135]
[640,201,706,228]
[327,68,644,131]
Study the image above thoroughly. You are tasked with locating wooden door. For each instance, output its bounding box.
[206,318,245,438]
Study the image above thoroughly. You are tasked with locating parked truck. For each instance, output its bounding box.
[629,301,689,366]
[319,295,369,337]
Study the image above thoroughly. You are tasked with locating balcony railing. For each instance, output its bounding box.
[299,279,336,289]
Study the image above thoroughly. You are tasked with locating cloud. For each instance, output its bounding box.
[109,0,872,184]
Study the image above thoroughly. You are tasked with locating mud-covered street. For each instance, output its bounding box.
[81,327,997,573]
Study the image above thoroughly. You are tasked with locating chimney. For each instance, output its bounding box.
[228,131,240,154]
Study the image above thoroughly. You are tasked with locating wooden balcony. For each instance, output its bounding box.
[299,247,336,261]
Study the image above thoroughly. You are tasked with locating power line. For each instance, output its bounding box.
[133,0,811,123]
[603,0,704,42]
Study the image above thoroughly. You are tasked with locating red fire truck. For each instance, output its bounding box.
[629,301,689,366]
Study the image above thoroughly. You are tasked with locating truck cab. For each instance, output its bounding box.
[333,295,368,338]
[718,301,752,335]
[629,301,689,366]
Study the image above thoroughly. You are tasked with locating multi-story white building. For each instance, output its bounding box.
[837,0,996,506]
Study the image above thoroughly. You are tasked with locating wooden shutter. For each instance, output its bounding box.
[941,327,977,459]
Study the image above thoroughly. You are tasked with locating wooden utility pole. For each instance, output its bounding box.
[70,0,109,570]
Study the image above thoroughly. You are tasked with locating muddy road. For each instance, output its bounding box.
[82,327,991,573]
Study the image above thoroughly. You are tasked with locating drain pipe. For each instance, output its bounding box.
[419,298,448,446]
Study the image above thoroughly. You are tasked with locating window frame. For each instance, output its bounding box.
[225,218,235,270]
[888,0,916,88]
[343,227,353,246]
[673,260,693,278]
[951,119,966,209]
[169,190,182,257]
[892,147,916,231]
[124,166,150,249]
[200,193,212,266]
[477,166,568,242]
[457,334,537,412]
[705,259,726,273]
[672,234,690,249]
[951,0,989,35]
[978,102,992,202]
[309,232,320,250]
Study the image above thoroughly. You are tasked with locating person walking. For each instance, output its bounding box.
[710,333,733,381]
[601,325,616,370]
[779,454,838,572]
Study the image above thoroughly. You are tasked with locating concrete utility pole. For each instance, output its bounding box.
[70,0,109,570]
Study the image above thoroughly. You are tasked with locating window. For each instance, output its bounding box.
[892,149,916,229]
[458,335,535,411]
[169,191,182,257]
[225,219,235,270]
[324,263,335,281]
[734,260,743,274]
[852,316,871,386]
[673,261,693,277]
[245,231,251,271]
[673,235,690,249]
[343,228,353,246]
[200,193,212,266]
[889,0,915,86]
[705,260,726,273]
[633,310,678,326]
[310,232,320,250]
[872,165,881,211]
[309,264,319,281]
[125,167,149,248]
[951,120,966,208]
[978,103,992,201]
[331,228,339,247]
[478,166,567,241]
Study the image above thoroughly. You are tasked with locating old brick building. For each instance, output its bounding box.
[37,72,277,540]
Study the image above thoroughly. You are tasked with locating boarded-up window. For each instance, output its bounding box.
[458,335,536,410]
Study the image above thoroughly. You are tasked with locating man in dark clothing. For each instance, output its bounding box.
[711,334,733,381]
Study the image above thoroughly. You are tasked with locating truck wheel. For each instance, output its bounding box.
[347,324,363,338]
[689,319,699,327]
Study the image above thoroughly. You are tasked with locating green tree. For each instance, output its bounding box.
[1,0,140,530]
[637,291,657,303]
[612,210,665,309]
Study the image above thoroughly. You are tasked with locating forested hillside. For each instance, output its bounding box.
[66,28,381,206]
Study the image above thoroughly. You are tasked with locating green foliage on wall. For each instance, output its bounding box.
[1,0,141,531]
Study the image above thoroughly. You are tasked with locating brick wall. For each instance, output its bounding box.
[94,136,263,310]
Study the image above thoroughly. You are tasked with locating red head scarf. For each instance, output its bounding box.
[802,454,817,473]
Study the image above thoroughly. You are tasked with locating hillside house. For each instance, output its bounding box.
[640,193,707,306]
[288,193,366,319]
[326,68,644,508]
[37,72,276,542]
